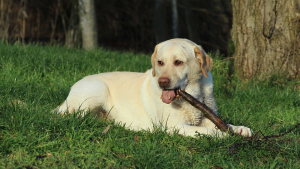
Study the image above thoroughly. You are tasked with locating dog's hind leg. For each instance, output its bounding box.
[53,79,111,116]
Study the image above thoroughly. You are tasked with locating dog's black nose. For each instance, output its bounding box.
[158,77,170,88]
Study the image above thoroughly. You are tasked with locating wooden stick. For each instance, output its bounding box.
[176,89,234,135]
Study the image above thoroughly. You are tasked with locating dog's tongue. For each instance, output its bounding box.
[161,89,176,104]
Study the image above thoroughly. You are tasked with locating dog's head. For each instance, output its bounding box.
[151,38,213,104]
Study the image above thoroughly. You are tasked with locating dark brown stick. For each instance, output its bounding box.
[177,89,233,135]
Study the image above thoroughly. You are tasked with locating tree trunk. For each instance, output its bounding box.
[231,0,300,79]
[65,0,81,48]
[78,0,98,50]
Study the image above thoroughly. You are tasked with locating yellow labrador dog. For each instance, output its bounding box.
[55,39,253,137]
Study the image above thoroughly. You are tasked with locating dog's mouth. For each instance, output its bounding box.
[160,88,180,104]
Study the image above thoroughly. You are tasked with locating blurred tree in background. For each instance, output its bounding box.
[79,0,98,50]
[0,0,232,54]
[1,0,299,79]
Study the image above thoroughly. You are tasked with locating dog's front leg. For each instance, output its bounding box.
[200,117,253,137]
[175,125,225,138]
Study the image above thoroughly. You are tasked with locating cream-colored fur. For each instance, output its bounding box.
[54,39,253,137]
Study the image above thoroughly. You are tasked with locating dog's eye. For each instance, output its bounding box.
[174,60,183,66]
[158,61,164,66]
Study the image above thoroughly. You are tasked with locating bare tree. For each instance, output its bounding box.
[78,0,98,50]
[231,0,300,79]
[64,0,81,48]
[0,0,13,41]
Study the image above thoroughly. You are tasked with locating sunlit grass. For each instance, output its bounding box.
[0,42,299,168]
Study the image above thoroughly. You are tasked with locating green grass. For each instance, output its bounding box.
[0,42,299,168]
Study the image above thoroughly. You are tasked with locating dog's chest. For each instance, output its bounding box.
[172,102,204,126]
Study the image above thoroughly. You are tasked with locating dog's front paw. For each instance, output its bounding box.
[227,124,253,137]
[233,126,253,137]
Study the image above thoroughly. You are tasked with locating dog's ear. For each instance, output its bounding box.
[151,44,160,77]
[194,46,213,78]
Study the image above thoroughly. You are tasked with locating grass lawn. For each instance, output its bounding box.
[0,42,299,168]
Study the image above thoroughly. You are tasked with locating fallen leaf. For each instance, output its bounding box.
[102,125,111,135]
[47,152,52,158]
[283,158,288,163]
[65,150,70,155]
[134,136,140,143]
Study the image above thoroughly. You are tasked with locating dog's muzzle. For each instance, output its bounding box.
[158,77,182,104]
